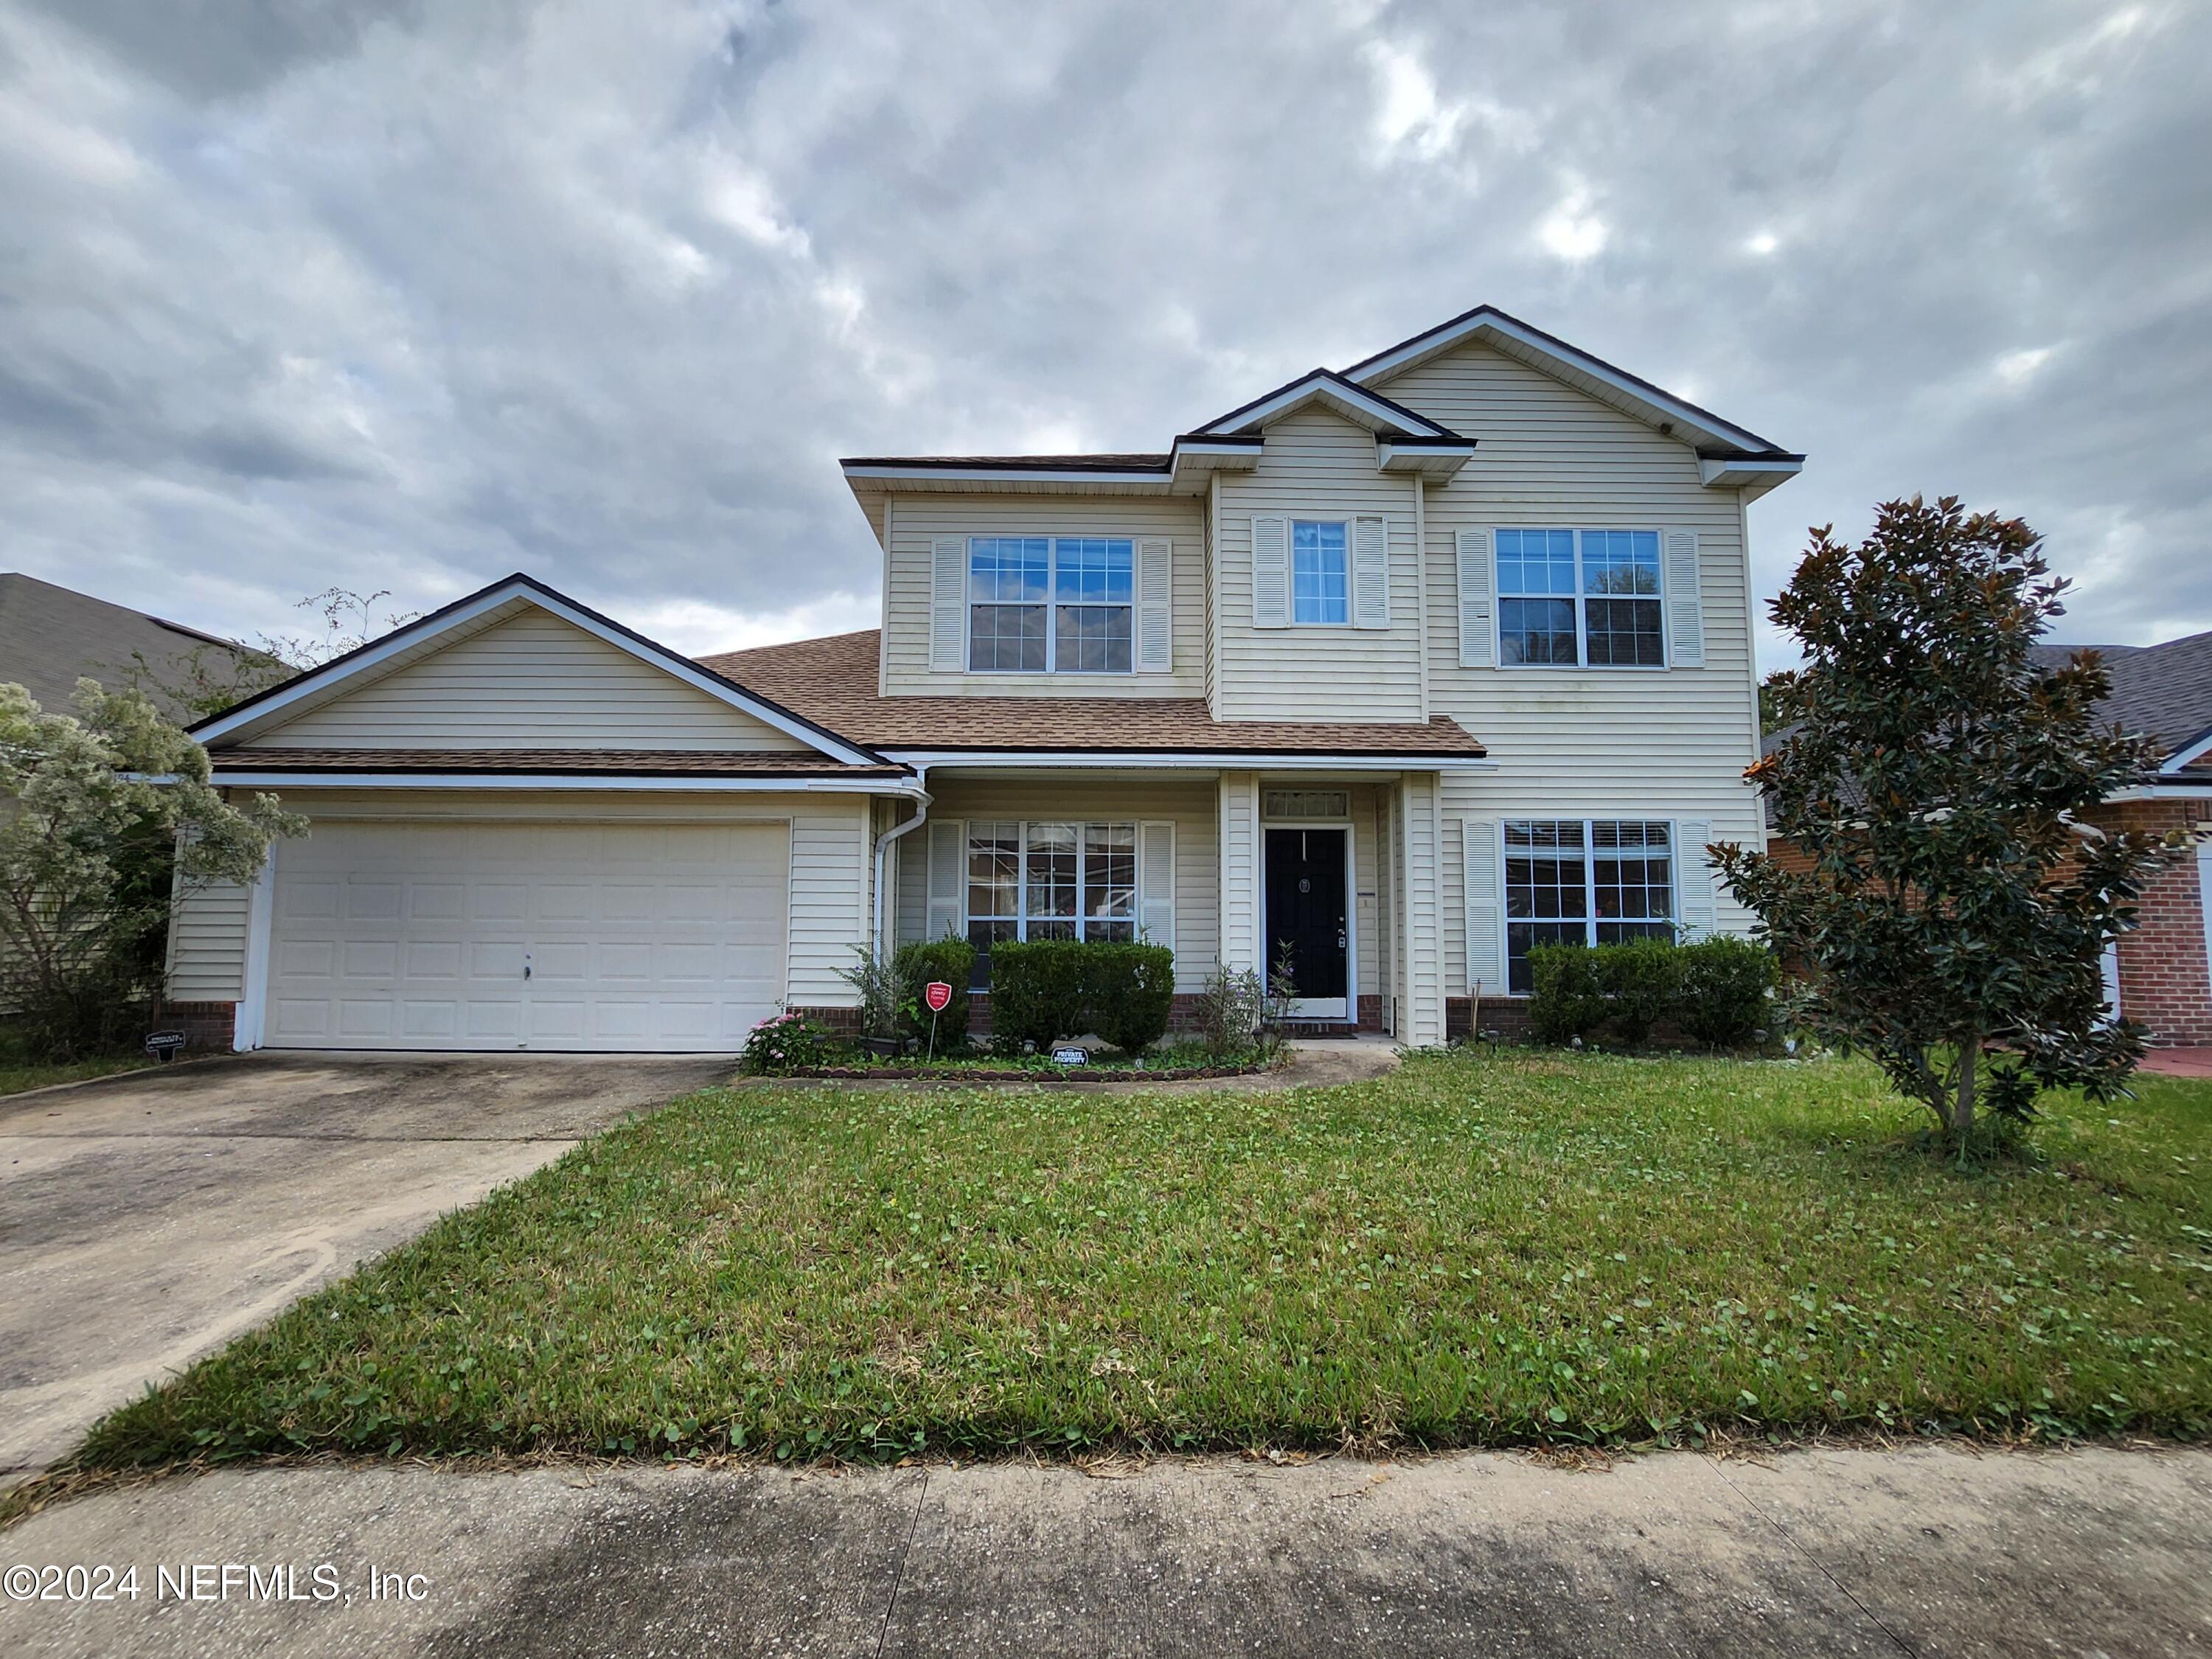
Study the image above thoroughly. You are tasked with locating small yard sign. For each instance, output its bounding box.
[923,981,953,1013]
[144,1031,186,1062]
[1051,1047,1090,1067]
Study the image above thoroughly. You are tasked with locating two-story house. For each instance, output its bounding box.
[172,305,1800,1053]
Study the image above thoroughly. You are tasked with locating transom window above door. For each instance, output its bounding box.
[1497,529,1664,667]
[968,536,1134,673]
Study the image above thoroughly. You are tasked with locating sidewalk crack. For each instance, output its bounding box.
[1705,1457,1919,1658]
[872,1466,929,1659]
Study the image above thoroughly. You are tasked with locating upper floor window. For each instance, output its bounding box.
[1291,520,1349,625]
[968,536,1133,673]
[1498,529,1664,667]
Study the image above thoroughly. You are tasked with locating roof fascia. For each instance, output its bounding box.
[877,748,1495,771]
[206,768,921,795]
[2159,726,2212,773]
[1343,305,1790,457]
[1195,369,1453,439]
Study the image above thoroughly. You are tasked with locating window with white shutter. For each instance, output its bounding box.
[1674,818,1716,936]
[1138,820,1175,950]
[1352,515,1389,630]
[1462,817,1501,994]
[929,538,967,672]
[926,818,964,942]
[1664,529,1704,667]
[1457,528,1494,667]
[1251,515,1290,628]
[1136,537,1173,672]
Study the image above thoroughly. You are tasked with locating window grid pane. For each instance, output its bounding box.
[1084,823,1136,939]
[1292,520,1349,625]
[1497,528,1579,666]
[1026,822,1079,922]
[1053,538,1133,604]
[1054,604,1133,672]
[968,604,1046,672]
[969,538,1049,602]
[1499,597,1578,665]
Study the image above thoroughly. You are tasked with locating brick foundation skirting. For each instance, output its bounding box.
[159,1001,236,1051]
[786,1005,863,1034]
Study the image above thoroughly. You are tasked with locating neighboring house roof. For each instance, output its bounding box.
[0,571,249,723]
[699,630,1489,762]
[842,302,1792,501]
[1759,629,2212,830]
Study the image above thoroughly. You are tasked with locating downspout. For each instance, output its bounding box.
[872,766,933,955]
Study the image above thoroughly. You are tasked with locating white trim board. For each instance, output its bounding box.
[209,771,920,795]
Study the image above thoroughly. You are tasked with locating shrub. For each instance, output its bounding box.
[1679,936,1778,1048]
[893,934,976,1050]
[1085,941,1176,1054]
[1599,936,1685,1044]
[1527,944,1607,1044]
[739,1011,845,1075]
[1194,964,1264,1058]
[836,942,904,1040]
[987,939,1092,1051]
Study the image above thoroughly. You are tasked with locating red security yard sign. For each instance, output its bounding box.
[922,980,953,1060]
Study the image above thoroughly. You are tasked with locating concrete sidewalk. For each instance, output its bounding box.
[5,1444,2208,1656]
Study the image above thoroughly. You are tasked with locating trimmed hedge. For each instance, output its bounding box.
[893,935,977,1050]
[987,939,1178,1054]
[1526,936,1777,1050]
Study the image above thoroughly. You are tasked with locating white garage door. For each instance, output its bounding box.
[268,821,788,1051]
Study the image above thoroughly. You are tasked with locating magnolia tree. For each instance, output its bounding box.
[0,680,302,1057]
[1713,497,2175,1148]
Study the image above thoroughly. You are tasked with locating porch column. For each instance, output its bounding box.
[1217,771,1262,975]
[1396,771,1446,1047]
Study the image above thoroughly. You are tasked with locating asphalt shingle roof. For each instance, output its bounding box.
[699,630,1487,757]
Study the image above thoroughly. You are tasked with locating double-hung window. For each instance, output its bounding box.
[1498,529,1664,667]
[1291,520,1349,625]
[966,820,1137,986]
[968,536,1133,672]
[1503,819,1674,993]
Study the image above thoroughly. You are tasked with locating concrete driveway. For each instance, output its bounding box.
[0,1053,730,1483]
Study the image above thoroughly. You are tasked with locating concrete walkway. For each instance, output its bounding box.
[0,1053,726,1486]
[4,1444,2208,1655]
[2142,1046,2212,1079]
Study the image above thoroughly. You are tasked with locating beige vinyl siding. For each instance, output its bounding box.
[1379,340,1762,797]
[896,778,1220,990]
[1395,772,1447,1046]
[254,611,811,751]
[1360,339,1769,984]
[167,875,251,1001]
[1212,408,1425,722]
[880,495,1207,697]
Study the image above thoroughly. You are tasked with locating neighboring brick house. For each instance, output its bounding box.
[1763,630,2212,1046]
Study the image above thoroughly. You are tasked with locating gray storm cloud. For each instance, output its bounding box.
[1,0,2205,661]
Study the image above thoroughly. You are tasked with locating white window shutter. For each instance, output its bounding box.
[1352,514,1389,630]
[1457,528,1495,667]
[1462,818,1502,994]
[1136,536,1173,672]
[1674,819,1716,939]
[1138,820,1176,952]
[927,818,965,941]
[931,538,968,672]
[1664,529,1703,667]
[1251,515,1290,629]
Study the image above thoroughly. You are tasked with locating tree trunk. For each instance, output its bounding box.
[1952,1035,1980,1139]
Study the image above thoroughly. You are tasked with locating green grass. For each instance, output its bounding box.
[78,1051,2212,1468]
[0,1052,155,1097]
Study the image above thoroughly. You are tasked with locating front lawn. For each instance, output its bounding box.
[79,1051,2212,1467]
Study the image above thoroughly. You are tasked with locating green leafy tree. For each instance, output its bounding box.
[1757,672,1788,736]
[1712,496,2174,1149]
[0,680,305,1057]
[122,588,421,723]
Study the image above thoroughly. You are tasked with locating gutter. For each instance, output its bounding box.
[872,763,933,953]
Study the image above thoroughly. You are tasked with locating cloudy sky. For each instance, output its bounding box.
[1,0,2206,669]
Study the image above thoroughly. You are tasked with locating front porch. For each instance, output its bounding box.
[885,765,1457,1044]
